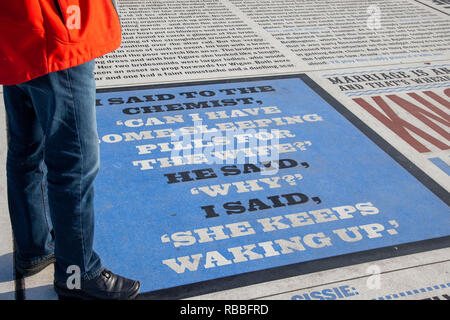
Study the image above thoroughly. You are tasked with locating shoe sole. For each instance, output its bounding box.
[54,282,140,300]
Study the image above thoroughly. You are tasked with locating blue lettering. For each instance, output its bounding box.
[310,291,324,300]
[333,287,344,298]
[322,289,337,300]
[340,285,355,297]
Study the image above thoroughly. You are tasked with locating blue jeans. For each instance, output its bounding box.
[3,60,103,282]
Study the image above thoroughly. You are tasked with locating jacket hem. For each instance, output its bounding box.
[0,38,121,86]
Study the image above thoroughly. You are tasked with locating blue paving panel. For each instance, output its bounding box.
[429,157,450,176]
[93,76,450,295]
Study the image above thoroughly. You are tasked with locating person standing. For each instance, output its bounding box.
[0,0,140,300]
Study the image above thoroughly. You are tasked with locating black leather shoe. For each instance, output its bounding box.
[15,254,56,277]
[54,268,140,300]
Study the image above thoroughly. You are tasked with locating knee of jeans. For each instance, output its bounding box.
[85,152,100,179]
[7,140,43,159]
[7,142,44,171]
[84,140,100,168]
[45,146,99,184]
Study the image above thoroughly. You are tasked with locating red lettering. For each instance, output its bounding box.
[444,88,450,98]
[353,94,450,153]
[388,93,450,141]
[423,91,450,110]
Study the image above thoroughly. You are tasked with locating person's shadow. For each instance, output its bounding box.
[0,252,58,300]
[0,252,14,283]
[0,252,15,299]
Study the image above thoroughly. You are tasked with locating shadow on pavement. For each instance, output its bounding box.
[22,284,58,300]
[0,252,13,283]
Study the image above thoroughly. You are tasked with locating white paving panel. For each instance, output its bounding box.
[188,248,450,300]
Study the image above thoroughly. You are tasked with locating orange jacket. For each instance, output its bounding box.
[0,0,121,85]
